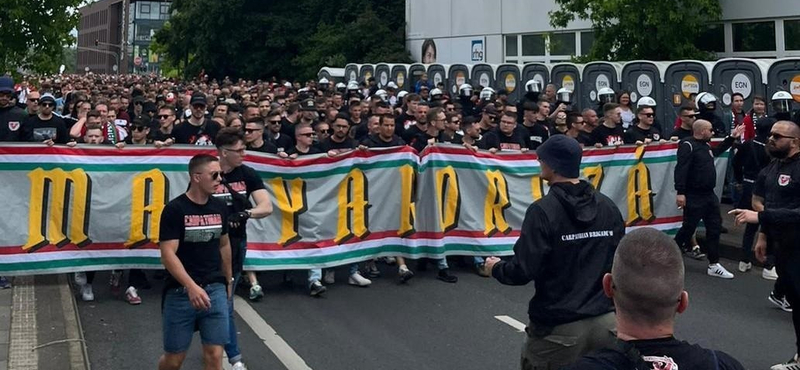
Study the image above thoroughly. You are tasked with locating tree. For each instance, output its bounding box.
[0,0,81,75]
[549,0,722,61]
[153,0,411,81]
[62,47,77,73]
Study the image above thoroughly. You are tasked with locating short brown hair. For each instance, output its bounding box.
[188,154,219,175]
[215,127,245,148]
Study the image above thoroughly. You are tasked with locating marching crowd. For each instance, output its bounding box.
[1,71,799,370]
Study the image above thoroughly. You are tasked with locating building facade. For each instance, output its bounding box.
[77,0,170,74]
[405,0,800,64]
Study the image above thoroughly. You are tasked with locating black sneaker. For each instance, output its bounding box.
[309,281,326,297]
[399,269,414,283]
[437,268,458,283]
[684,246,706,260]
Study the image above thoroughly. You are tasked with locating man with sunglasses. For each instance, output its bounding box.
[730,120,800,370]
[244,118,277,154]
[441,112,463,144]
[319,113,355,155]
[674,120,743,279]
[0,75,32,142]
[265,109,292,153]
[173,94,220,146]
[158,154,232,370]
[520,101,550,150]
[125,119,152,145]
[152,105,177,148]
[26,93,71,145]
[624,105,663,144]
[478,104,498,136]
[25,90,40,116]
[671,106,699,140]
[212,128,272,369]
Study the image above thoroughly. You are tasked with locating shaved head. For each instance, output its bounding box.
[775,120,800,137]
[692,119,711,134]
[611,228,685,326]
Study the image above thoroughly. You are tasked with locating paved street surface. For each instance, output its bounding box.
[73,256,793,370]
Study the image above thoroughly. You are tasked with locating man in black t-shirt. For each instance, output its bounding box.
[672,106,698,140]
[0,75,32,142]
[484,112,528,153]
[520,101,550,150]
[592,103,625,146]
[361,115,406,148]
[319,113,356,154]
[401,102,429,143]
[283,122,323,158]
[172,94,220,145]
[265,109,292,153]
[158,154,232,370]
[564,228,744,370]
[213,128,273,369]
[244,118,277,154]
[624,105,663,144]
[26,93,71,145]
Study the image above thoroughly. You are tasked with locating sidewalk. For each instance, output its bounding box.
[1,275,89,370]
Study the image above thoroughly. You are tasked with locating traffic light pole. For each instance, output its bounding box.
[77,46,120,74]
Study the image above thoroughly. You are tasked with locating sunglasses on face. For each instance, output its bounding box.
[770,132,799,141]
[29,99,39,103]
[158,115,172,119]
[196,171,221,180]
[269,120,282,124]
[641,113,654,118]
[40,102,54,107]
[132,126,147,132]
[192,105,206,109]
[298,132,314,137]
[244,128,262,134]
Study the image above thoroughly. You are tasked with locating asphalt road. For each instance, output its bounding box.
[76,257,794,370]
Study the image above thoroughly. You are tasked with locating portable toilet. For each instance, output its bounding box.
[471,63,496,90]
[447,64,472,96]
[375,63,391,88]
[391,64,410,92]
[359,64,375,84]
[581,62,622,110]
[520,63,550,96]
[550,63,583,109]
[766,58,800,114]
[408,63,428,92]
[621,61,668,128]
[317,67,345,84]
[663,61,714,132]
[712,58,770,113]
[496,64,522,103]
[344,63,360,83]
[427,64,449,92]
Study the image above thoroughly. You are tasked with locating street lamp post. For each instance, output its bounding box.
[78,46,119,74]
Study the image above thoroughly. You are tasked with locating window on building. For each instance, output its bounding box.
[549,32,576,55]
[785,19,800,50]
[505,35,518,57]
[733,21,775,52]
[507,60,518,64]
[160,4,170,14]
[696,24,725,53]
[522,34,546,56]
[140,3,150,14]
[580,31,594,55]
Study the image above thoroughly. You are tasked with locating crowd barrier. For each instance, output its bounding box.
[0,143,730,276]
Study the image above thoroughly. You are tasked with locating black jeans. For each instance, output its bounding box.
[776,258,800,355]
[737,182,759,263]
[675,193,721,264]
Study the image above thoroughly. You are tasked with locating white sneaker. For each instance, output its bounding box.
[738,261,752,272]
[81,284,94,302]
[125,286,142,305]
[763,267,779,280]
[382,256,397,265]
[74,272,87,286]
[348,271,372,287]
[231,361,248,370]
[323,270,335,285]
[771,354,800,370]
[707,263,734,279]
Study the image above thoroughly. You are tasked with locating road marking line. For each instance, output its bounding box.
[234,296,313,370]
[9,276,38,370]
[494,315,527,332]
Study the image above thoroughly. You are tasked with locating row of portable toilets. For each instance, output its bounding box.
[318,58,800,129]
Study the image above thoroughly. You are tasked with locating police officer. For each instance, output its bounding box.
[516,79,542,123]
[458,84,479,117]
[0,75,31,142]
[318,77,330,92]
[772,91,796,121]
[730,120,800,370]
[549,87,573,121]
[695,92,726,137]
[674,120,743,279]
[484,135,625,369]
[596,87,616,115]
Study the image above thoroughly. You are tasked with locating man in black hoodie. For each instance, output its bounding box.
[484,135,625,370]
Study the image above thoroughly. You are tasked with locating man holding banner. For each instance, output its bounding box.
[484,135,625,370]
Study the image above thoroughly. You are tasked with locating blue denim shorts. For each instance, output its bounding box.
[162,282,229,353]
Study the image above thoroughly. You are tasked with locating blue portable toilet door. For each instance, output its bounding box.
[767,59,800,115]
[359,65,375,84]
[712,60,766,114]
[664,62,711,134]
[408,64,427,93]
[345,64,359,83]
[581,63,619,111]
[471,64,495,90]
[428,64,447,92]
[551,64,582,110]
[496,64,521,104]
[391,65,409,92]
[375,64,391,88]
[448,65,470,96]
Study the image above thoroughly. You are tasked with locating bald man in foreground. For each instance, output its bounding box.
[674,120,742,279]
[564,228,745,369]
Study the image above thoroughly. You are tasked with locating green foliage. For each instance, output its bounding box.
[0,0,81,75]
[550,0,722,61]
[153,0,411,81]
[62,47,77,73]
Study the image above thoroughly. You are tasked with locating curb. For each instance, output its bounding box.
[60,274,91,370]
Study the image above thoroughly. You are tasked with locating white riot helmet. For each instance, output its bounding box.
[283,82,293,88]
[637,96,657,108]
[598,87,616,104]
[386,81,398,90]
[335,82,346,93]
[318,77,330,89]
[430,88,443,101]
[480,87,496,101]
[397,90,409,100]
[771,91,793,114]
[346,80,360,93]
[695,92,718,111]
[375,89,388,102]
[459,84,473,98]
[556,87,573,104]
[525,79,541,94]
